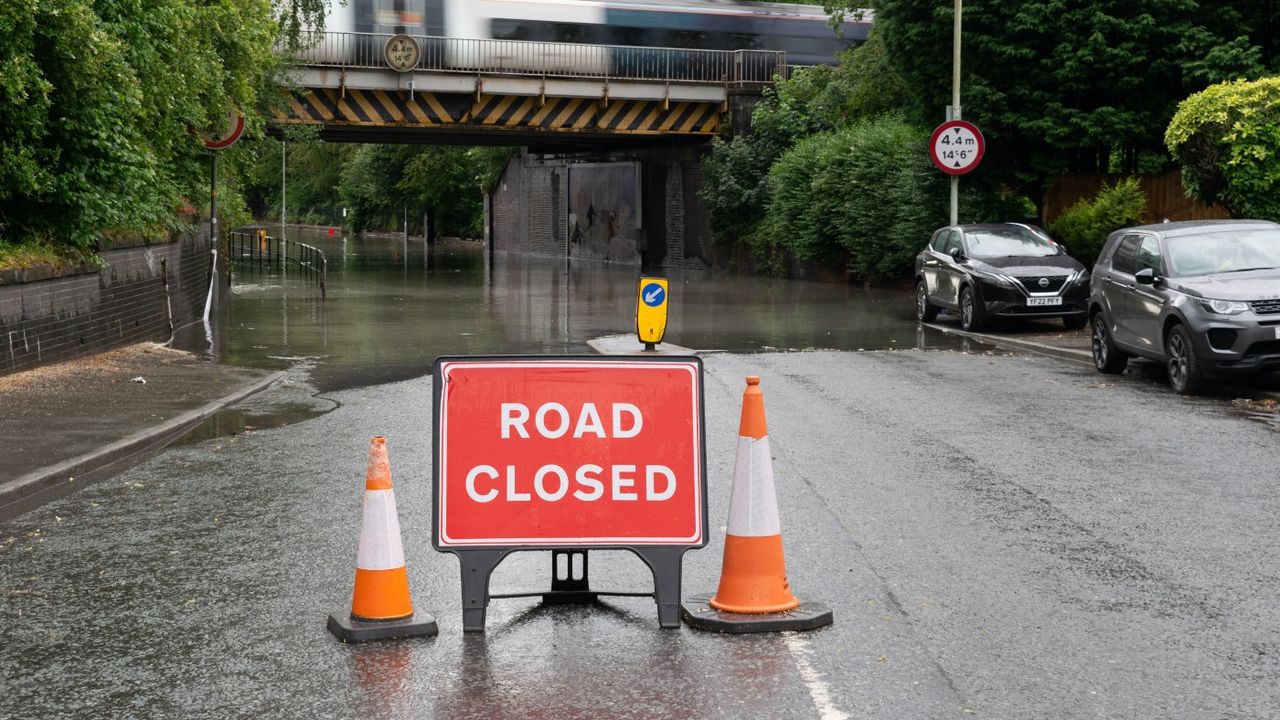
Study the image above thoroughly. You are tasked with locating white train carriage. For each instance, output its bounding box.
[310,0,869,77]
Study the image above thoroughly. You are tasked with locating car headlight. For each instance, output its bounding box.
[972,271,1015,287]
[1074,270,1091,285]
[1201,298,1250,315]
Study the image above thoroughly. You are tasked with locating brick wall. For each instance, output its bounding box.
[0,232,212,376]
[488,145,713,270]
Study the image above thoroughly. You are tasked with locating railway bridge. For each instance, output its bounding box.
[277,32,786,268]
[278,32,782,147]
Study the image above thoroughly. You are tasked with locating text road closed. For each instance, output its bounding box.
[437,359,704,547]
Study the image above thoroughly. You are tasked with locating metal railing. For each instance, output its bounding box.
[289,32,785,86]
[228,231,327,299]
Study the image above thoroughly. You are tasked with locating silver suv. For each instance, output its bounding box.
[1089,220,1280,394]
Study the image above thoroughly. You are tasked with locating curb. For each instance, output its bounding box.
[923,322,1094,365]
[0,370,285,522]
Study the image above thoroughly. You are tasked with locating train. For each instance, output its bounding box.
[317,0,871,70]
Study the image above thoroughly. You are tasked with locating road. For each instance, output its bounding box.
[3,348,1278,719]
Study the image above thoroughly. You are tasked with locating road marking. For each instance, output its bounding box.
[784,634,849,720]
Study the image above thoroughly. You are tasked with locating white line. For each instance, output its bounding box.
[784,634,849,720]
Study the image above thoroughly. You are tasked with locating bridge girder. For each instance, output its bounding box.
[273,85,724,149]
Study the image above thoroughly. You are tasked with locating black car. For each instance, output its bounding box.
[1088,219,1280,394]
[914,223,1090,331]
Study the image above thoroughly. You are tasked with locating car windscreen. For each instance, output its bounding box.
[1164,229,1280,276]
[964,227,1060,259]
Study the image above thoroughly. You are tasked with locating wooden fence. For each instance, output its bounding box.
[1042,170,1229,226]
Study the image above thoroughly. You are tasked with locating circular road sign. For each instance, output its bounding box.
[930,120,985,175]
[641,282,666,307]
[385,34,420,72]
[197,110,246,151]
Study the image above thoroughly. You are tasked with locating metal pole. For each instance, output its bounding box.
[210,152,218,247]
[204,151,218,323]
[281,140,287,242]
[950,0,962,226]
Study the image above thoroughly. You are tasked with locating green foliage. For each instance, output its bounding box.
[0,0,327,252]
[701,29,911,248]
[253,143,516,239]
[820,0,1271,197]
[1165,77,1280,220]
[760,117,930,279]
[758,115,1033,280]
[1049,178,1147,264]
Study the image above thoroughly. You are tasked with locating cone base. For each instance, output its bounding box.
[327,612,438,643]
[680,594,832,634]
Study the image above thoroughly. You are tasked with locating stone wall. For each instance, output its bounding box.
[0,232,213,376]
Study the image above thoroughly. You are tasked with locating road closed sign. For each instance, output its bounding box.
[930,120,985,175]
[432,357,707,548]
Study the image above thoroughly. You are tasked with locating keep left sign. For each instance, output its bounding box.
[432,357,707,548]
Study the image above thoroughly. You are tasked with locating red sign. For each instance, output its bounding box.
[198,110,246,151]
[434,358,706,548]
[930,119,985,175]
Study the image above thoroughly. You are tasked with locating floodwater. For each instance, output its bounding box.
[175,226,972,396]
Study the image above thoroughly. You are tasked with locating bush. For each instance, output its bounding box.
[759,116,939,279]
[1049,178,1147,265]
[1165,77,1280,220]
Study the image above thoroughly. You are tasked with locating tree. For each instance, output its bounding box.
[701,28,909,246]
[1165,77,1280,220]
[0,0,329,251]
[823,1,1267,206]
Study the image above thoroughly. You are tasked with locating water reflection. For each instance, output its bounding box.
[180,227,962,395]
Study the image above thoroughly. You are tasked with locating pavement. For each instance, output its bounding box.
[0,342,280,520]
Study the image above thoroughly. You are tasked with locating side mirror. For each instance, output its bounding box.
[1134,267,1161,286]
[948,247,964,262]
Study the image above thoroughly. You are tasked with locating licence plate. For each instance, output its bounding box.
[1275,327,1280,339]
[1026,297,1062,307]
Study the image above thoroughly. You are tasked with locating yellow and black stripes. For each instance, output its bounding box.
[285,88,454,126]
[278,88,721,135]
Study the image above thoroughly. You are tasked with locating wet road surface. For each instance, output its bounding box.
[4,348,1279,719]
[5,229,1280,718]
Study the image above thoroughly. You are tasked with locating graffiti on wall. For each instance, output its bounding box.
[567,163,641,264]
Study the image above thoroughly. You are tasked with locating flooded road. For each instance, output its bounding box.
[176,227,969,394]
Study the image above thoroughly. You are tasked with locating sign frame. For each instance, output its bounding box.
[432,355,708,631]
[930,119,985,175]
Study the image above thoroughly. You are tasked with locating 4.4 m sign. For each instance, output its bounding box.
[930,120,985,175]
[432,357,707,548]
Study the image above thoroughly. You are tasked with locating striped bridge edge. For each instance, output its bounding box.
[277,89,722,135]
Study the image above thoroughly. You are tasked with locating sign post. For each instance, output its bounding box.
[193,110,245,323]
[433,356,707,631]
[636,276,669,351]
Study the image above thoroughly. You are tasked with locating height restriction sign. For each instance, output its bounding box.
[930,120,985,175]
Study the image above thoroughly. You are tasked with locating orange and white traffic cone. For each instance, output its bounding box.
[682,376,832,633]
[327,436,437,643]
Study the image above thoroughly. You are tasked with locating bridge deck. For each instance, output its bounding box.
[276,32,782,145]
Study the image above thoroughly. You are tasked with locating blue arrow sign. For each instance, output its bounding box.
[641,282,666,307]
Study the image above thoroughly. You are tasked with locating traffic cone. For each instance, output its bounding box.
[327,436,438,643]
[681,376,833,633]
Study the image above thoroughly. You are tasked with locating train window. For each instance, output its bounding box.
[491,18,546,42]
[670,30,710,49]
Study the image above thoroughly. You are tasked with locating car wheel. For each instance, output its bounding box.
[1165,323,1206,395]
[1062,315,1087,331]
[959,285,984,331]
[916,280,940,322]
[1091,312,1127,374]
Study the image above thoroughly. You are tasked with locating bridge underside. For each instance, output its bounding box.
[274,87,722,149]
